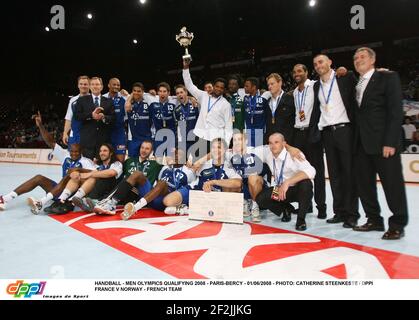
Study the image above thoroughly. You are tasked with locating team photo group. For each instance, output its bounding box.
[0,46,408,241]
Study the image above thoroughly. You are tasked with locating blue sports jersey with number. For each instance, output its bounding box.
[149,101,177,132]
[127,100,153,140]
[174,102,199,135]
[159,166,192,192]
[244,95,268,129]
[228,152,263,180]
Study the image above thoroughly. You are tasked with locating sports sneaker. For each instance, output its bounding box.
[121,202,136,221]
[164,204,189,215]
[48,200,74,214]
[93,198,117,215]
[251,205,261,223]
[27,197,43,215]
[243,199,251,217]
[72,196,95,212]
[0,196,6,211]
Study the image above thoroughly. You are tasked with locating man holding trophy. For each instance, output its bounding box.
[177,27,233,156]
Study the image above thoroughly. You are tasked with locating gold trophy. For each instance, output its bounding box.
[176,26,194,62]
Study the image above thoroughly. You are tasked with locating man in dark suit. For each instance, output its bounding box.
[75,76,115,159]
[309,54,359,228]
[351,47,408,240]
[264,73,295,145]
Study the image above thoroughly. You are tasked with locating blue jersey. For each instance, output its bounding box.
[62,158,84,177]
[244,95,268,129]
[107,94,126,129]
[174,102,199,135]
[149,101,177,132]
[127,100,152,140]
[227,150,263,180]
[52,144,95,178]
[194,161,241,191]
[158,165,195,192]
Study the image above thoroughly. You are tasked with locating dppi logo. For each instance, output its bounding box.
[6,280,46,298]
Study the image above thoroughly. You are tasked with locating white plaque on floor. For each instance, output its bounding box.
[188,190,244,224]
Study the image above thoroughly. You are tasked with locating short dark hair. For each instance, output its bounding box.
[213,77,227,87]
[157,82,171,92]
[132,82,144,90]
[175,84,187,92]
[245,77,260,89]
[204,81,213,86]
[211,137,228,149]
[293,64,308,73]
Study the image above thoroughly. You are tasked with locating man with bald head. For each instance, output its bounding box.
[104,77,127,163]
[256,132,316,231]
[309,54,359,228]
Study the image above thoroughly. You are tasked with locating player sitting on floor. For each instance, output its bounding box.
[0,112,95,214]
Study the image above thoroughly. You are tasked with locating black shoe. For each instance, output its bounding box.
[72,196,94,212]
[326,215,344,224]
[343,219,358,228]
[382,229,405,240]
[296,219,307,231]
[281,208,292,222]
[317,211,327,219]
[49,200,74,214]
[353,222,385,232]
[44,201,59,213]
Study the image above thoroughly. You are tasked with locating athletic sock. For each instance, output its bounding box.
[58,188,72,202]
[134,198,147,211]
[40,193,54,206]
[3,191,18,203]
[69,188,86,201]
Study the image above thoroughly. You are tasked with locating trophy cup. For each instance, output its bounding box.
[176,26,194,62]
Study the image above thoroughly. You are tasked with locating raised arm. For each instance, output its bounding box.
[182,60,204,101]
[33,111,55,148]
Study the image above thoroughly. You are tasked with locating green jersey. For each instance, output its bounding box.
[228,93,245,131]
[123,158,162,185]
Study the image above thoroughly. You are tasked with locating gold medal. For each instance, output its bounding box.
[271,186,280,201]
[272,118,275,124]
[232,116,235,123]
[163,120,166,127]
[299,111,306,122]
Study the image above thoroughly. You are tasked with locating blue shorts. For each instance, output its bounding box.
[137,179,152,197]
[177,186,191,206]
[136,180,165,211]
[128,138,150,158]
[111,130,126,155]
[149,195,166,211]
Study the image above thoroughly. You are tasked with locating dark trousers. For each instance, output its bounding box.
[88,177,117,200]
[293,128,326,211]
[256,180,313,220]
[322,125,359,221]
[355,143,408,231]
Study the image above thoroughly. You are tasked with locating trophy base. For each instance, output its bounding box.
[183,54,192,62]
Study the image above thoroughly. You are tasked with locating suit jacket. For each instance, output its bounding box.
[265,92,295,144]
[354,70,404,155]
[74,95,115,149]
[309,71,358,144]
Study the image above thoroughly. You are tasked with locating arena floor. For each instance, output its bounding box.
[0,163,418,279]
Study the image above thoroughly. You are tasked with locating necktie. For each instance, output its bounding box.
[356,77,366,106]
[94,96,99,107]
